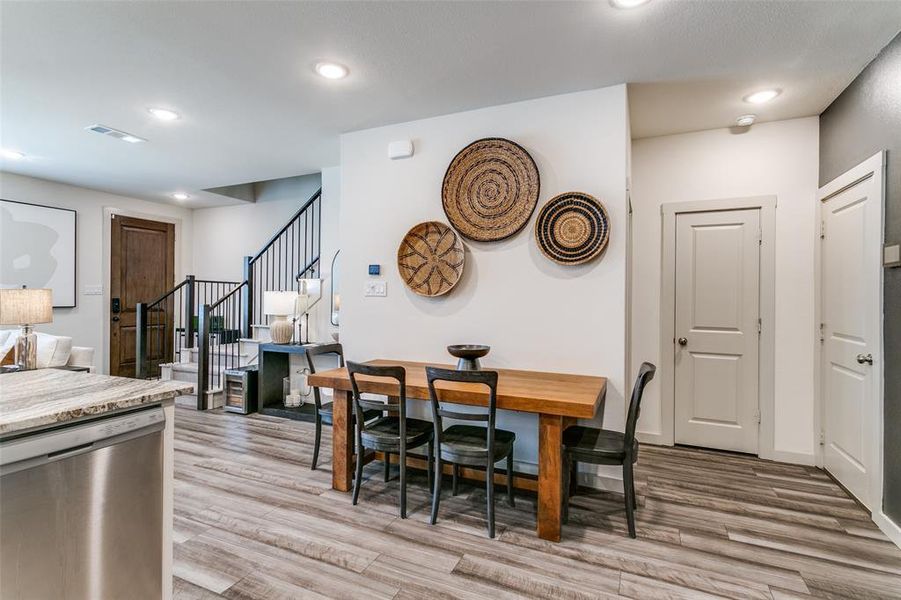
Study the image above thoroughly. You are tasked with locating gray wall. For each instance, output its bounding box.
[820,32,901,522]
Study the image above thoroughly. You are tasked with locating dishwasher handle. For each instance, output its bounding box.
[46,441,96,460]
[0,406,165,476]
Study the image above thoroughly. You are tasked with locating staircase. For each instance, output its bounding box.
[136,187,323,409]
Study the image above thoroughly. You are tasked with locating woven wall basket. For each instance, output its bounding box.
[534,192,610,265]
[397,221,465,297]
[442,138,540,242]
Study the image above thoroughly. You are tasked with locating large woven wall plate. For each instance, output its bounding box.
[442,137,540,242]
[397,221,465,297]
[534,192,610,265]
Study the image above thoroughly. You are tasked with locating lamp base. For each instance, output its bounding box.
[15,326,38,370]
[270,319,295,344]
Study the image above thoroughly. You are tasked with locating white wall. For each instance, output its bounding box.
[191,173,321,282]
[340,86,630,476]
[630,117,820,461]
[0,172,193,373]
[316,166,340,344]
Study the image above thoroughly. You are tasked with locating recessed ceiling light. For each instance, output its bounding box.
[315,62,349,80]
[744,89,781,104]
[1,148,25,160]
[610,0,651,8]
[735,114,757,127]
[148,108,180,121]
[171,192,189,201]
[121,135,145,144]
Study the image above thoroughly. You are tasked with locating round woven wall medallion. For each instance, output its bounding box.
[397,221,465,297]
[442,137,540,242]
[534,192,610,265]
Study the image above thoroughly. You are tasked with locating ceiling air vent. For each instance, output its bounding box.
[85,124,146,144]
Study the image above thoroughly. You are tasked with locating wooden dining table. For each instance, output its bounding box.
[307,359,607,542]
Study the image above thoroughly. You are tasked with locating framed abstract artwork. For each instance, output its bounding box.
[0,199,77,307]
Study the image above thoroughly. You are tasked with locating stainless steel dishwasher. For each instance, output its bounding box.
[1,406,165,599]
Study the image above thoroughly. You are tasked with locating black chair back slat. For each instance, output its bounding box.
[358,398,397,414]
[437,409,487,422]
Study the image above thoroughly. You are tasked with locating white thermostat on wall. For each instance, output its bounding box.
[388,140,414,160]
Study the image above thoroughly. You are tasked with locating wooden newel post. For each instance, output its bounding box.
[135,302,148,379]
[196,304,211,410]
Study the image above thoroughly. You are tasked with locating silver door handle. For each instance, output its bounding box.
[678,337,688,346]
[856,353,873,365]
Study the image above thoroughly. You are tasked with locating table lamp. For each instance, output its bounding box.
[263,290,298,344]
[0,287,53,370]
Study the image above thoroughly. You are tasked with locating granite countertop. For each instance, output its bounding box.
[0,370,193,435]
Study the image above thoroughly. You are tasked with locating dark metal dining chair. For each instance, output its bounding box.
[304,344,381,471]
[346,362,434,519]
[426,367,516,538]
[562,362,656,539]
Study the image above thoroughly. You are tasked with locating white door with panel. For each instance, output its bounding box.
[674,209,760,454]
[820,154,883,509]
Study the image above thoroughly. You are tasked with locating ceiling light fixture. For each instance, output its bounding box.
[735,114,757,127]
[1,148,25,160]
[148,108,180,121]
[744,89,781,104]
[121,135,145,144]
[610,0,651,8]
[171,192,189,201]
[315,61,349,80]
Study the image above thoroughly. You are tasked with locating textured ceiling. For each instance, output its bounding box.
[1,1,899,206]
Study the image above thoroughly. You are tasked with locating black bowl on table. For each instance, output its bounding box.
[447,345,490,371]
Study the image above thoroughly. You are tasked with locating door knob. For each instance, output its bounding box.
[678,337,688,346]
[111,316,120,322]
[856,353,873,365]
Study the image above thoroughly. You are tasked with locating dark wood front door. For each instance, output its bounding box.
[110,215,175,377]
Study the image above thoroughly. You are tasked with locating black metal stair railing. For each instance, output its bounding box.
[243,187,322,334]
[135,276,240,379]
[194,187,322,403]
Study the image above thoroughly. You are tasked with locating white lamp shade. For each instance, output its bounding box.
[263,291,298,316]
[0,288,53,325]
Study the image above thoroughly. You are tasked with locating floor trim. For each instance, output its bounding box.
[873,510,901,549]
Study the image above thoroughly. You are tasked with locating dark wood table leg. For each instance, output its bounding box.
[331,390,353,492]
[537,413,574,542]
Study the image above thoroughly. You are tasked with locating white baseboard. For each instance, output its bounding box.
[511,460,623,493]
[767,449,817,466]
[578,470,624,493]
[636,430,670,446]
[873,510,901,549]
[635,432,817,468]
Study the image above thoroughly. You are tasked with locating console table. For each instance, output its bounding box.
[257,342,330,421]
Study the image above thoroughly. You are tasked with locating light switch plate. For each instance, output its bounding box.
[364,280,387,297]
[884,244,900,267]
[83,285,103,296]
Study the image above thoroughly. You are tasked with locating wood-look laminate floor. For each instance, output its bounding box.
[172,406,901,600]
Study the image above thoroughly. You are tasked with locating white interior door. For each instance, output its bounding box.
[674,209,760,454]
[820,154,883,510]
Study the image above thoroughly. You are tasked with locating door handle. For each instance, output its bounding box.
[678,337,688,346]
[856,353,873,365]
[112,316,120,322]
